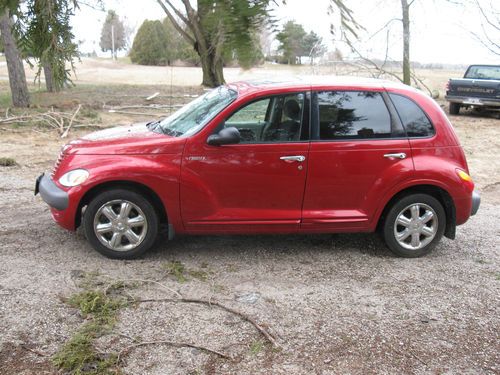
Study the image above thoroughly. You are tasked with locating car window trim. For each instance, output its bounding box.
[310,89,409,142]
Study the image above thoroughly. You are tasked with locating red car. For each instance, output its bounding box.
[35,78,480,259]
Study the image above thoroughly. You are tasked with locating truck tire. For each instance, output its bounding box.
[449,102,460,115]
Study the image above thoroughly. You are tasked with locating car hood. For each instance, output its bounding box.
[66,122,186,155]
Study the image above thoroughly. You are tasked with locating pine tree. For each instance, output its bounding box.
[99,10,126,59]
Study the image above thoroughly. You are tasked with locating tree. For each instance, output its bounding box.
[0,8,30,107]
[13,0,80,92]
[401,0,411,85]
[100,10,126,59]
[276,21,307,64]
[470,0,499,56]
[155,0,359,87]
[130,20,170,66]
[303,31,326,64]
[156,0,272,87]
[162,18,199,65]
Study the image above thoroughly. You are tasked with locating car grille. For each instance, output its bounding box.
[51,150,65,178]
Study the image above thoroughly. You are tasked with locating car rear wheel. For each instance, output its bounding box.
[83,189,158,259]
[383,194,446,258]
[449,102,460,115]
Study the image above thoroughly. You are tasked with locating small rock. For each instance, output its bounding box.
[235,292,261,304]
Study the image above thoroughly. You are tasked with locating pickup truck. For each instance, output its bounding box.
[445,64,500,115]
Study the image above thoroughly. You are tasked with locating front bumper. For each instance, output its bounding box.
[35,173,69,211]
[471,190,480,216]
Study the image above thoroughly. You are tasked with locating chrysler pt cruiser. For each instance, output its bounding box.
[35,78,480,259]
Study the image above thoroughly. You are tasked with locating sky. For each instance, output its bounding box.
[72,0,500,65]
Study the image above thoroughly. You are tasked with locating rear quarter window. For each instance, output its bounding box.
[389,94,435,137]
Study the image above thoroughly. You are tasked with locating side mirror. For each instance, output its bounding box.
[207,127,241,146]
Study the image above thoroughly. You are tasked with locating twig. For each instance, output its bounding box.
[61,104,81,138]
[108,110,165,116]
[101,277,183,298]
[146,92,160,101]
[137,298,279,348]
[117,340,231,363]
[20,344,50,357]
[73,124,108,129]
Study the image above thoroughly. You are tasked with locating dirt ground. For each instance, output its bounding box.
[0,79,499,374]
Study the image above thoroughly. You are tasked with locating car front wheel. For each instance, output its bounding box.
[83,189,158,259]
[383,194,446,258]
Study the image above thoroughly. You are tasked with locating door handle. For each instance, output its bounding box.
[384,153,407,159]
[280,155,306,163]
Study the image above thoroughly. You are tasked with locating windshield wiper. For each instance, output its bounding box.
[146,120,162,131]
[162,128,183,137]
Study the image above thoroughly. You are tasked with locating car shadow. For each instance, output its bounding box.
[148,231,395,260]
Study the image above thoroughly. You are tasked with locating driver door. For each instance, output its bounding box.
[180,92,310,233]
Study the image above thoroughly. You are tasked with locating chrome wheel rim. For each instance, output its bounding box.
[93,199,148,252]
[394,203,438,251]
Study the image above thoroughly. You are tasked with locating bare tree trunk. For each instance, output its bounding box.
[401,0,411,85]
[0,10,30,107]
[199,48,224,87]
[43,64,55,92]
[157,0,225,88]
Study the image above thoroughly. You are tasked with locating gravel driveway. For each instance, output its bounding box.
[0,114,499,374]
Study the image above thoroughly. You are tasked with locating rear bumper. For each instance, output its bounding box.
[445,95,500,108]
[35,173,68,210]
[471,190,480,216]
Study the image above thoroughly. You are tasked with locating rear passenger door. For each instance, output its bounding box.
[302,90,414,231]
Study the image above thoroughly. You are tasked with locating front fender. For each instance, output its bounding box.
[54,153,182,231]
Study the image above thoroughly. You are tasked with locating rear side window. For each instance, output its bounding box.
[317,91,391,140]
[389,94,435,137]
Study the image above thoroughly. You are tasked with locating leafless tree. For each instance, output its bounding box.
[471,0,499,55]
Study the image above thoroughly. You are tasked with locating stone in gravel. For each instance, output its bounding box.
[235,292,261,304]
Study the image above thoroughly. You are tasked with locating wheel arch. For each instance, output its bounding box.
[75,180,168,229]
[377,184,456,239]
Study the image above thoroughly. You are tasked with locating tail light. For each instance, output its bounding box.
[445,81,450,91]
[456,169,474,192]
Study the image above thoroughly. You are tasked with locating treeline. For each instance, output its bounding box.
[129,19,199,66]
[126,18,325,68]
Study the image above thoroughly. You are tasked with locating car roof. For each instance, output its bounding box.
[227,76,414,96]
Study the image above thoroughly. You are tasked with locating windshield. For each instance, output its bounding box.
[464,65,500,80]
[158,86,237,137]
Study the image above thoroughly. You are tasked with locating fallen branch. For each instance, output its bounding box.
[137,297,279,348]
[108,110,165,116]
[117,340,231,363]
[20,344,50,357]
[146,92,160,101]
[101,276,183,298]
[0,107,84,138]
[61,104,81,138]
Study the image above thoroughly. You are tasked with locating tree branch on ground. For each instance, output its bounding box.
[117,340,231,363]
[137,297,280,348]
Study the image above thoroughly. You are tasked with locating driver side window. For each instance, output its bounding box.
[225,93,305,143]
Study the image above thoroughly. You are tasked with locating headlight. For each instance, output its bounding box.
[59,169,89,187]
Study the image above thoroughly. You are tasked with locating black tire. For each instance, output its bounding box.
[83,189,158,259]
[449,102,460,115]
[382,194,446,258]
